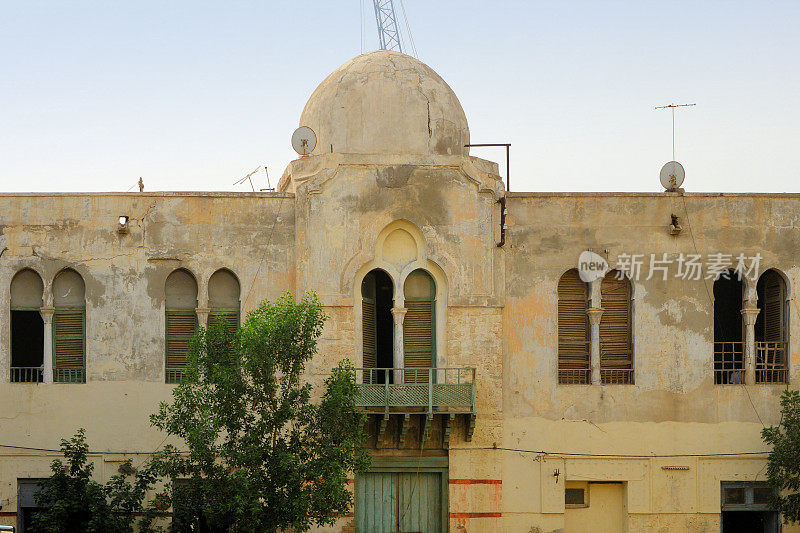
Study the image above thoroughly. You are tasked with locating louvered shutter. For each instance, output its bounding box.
[763,276,784,342]
[403,300,433,384]
[600,273,633,383]
[208,308,239,335]
[166,309,197,383]
[558,271,590,383]
[362,297,377,377]
[53,309,85,383]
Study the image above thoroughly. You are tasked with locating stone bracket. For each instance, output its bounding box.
[465,414,476,442]
[398,414,410,448]
[443,414,455,449]
[376,415,389,449]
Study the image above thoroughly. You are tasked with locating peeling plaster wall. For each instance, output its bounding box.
[1,184,799,531]
[500,192,800,532]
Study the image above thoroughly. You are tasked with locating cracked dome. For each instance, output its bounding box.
[299,50,470,156]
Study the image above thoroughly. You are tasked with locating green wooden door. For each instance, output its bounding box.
[357,471,442,533]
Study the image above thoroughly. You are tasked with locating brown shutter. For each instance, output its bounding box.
[166,310,197,380]
[208,309,239,334]
[403,300,433,383]
[54,310,85,382]
[558,270,590,383]
[600,272,633,383]
[763,276,784,342]
[362,298,377,371]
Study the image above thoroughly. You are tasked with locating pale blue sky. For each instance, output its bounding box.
[1,1,798,193]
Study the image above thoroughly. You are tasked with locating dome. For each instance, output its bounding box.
[299,51,469,157]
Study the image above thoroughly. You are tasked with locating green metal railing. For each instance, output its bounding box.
[355,367,476,416]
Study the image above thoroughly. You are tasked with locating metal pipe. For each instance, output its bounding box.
[497,196,507,248]
[464,143,511,191]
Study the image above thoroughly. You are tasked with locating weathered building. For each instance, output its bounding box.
[0,50,797,532]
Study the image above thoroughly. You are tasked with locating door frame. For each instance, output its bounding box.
[356,455,449,533]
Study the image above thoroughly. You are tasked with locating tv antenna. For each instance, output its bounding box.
[655,103,695,160]
[259,166,274,191]
[234,166,261,192]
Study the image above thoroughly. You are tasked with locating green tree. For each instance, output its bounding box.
[762,389,800,523]
[30,429,159,533]
[150,292,370,532]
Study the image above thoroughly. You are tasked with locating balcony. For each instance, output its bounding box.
[354,367,476,446]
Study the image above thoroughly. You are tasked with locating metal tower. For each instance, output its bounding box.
[373,0,403,52]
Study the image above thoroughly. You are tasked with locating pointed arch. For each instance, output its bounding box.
[165,269,198,383]
[208,268,240,333]
[755,269,789,383]
[403,269,435,384]
[52,268,86,383]
[600,270,633,384]
[557,269,590,384]
[713,269,744,384]
[10,269,44,382]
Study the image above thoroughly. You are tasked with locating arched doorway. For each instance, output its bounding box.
[362,269,394,383]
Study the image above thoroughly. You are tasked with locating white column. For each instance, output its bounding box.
[196,307,210,328]
[40,306,55,383]
[588,307,603,384]
[391,307,407,381]
[742,306,760,385]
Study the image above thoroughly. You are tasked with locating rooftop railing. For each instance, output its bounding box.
[355,367,475,416]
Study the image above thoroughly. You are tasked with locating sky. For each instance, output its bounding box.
[1,1,798,193]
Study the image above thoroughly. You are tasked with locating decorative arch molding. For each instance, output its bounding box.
[340,219,457,299]
[351,220,449,374]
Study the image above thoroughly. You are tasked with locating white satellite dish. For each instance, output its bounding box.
[660,161,685,191]
[291,126,317,156]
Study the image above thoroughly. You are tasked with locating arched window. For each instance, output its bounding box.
[208,269,240,333]
[755,269,788,383]
[600,270,633,384]
[713,269,744,384]
[52,269,86,383]
[361,269,394,384]
[165,269,198,383]
[557,269,590,384]
[403,269,435,384]
[10,269,44,382]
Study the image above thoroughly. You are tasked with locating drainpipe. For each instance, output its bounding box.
[497,197,507,248]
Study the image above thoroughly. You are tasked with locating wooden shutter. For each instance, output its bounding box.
[362,297,377,371]
[166,309,197,382]
[403,300,434,383]
[54,309,85,382]
[763,275,784,342]
[600,273,633,381]
[558,270,590,382]
[208,308,239,334]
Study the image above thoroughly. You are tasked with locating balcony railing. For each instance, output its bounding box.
[54,367,85,383]
[10,366,43,383]
[355,367,475,415]
[714,341,744,385]
[756,341,788,384]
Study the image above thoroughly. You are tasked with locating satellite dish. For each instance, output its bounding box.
[291,126,317,156]
[660,161,685,191]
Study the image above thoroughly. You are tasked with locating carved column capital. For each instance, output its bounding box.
[391,307,408,325]
[39,306,55,323]
[587,307,604,326]
[741,307,760,326]
[196,307,211,327]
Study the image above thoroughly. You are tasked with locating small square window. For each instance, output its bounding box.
[723,487,746,505]
[753,487,772,504]
[565,488,586,507]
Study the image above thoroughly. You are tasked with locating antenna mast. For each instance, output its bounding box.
[373,0,403,52]
[655,103,696,160]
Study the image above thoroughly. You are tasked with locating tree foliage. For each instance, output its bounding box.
[30,429,158,533]
[150,291,370,532]
[762,389,800,523]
